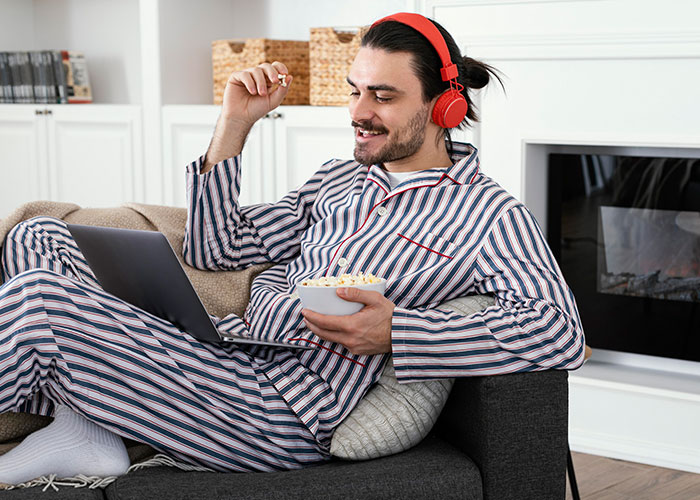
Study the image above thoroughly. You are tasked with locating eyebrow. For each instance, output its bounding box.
[346,77,400,93]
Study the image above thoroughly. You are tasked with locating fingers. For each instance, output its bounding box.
[303,318,348,345]
[249,67,269,95]
[301,309,351,345]
[302,308,352,331]
[234,71,257,95]
[230,62,291,97]
[337,287,382,305]
[270,61,289,76]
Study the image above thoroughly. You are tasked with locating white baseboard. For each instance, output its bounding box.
[568,360,700,474]
[570,428,700,474]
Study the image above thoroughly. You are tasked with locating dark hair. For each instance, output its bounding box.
[361,18,503,137]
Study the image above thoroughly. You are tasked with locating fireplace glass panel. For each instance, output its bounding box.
[598,206,700,303]
[547,154,700,362]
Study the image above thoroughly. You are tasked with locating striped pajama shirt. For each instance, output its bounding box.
[0,141,585,472]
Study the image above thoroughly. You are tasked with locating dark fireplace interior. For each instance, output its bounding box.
[547,153,700,362]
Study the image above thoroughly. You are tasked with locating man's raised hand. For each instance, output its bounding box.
[221,61,293,125]
[203,62,292,172]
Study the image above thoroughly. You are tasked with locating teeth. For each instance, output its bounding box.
[360,129,382,136]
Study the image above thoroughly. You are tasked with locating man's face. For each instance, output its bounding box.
[347,47,432,167]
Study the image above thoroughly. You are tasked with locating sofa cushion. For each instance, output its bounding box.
[330,358,453,460]
[330,295,495,460]
[105,434,482,500]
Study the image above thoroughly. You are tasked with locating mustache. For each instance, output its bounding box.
[351,121,388,134]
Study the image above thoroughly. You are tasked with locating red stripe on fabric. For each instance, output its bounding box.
[443,173,463,185]
[397,233,454,259]
[289,338,366,367]
[325,177,455,276]
[326,197,389,276]
[369,178,389,194]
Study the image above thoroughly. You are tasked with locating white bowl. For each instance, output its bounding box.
[296,279,387,316]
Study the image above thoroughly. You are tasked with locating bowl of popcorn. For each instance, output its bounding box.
[296,272,386,316]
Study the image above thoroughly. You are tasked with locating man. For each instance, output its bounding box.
[0,13,585,483]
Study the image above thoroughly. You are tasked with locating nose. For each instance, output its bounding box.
[349,93,376,124]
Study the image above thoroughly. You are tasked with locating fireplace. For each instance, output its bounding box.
[546,152,700,363]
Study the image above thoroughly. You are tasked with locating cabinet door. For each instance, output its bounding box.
[0,105,49,219]
[46,105,143,208]
[273,106,354,198]
[162,105,269,208]
[162,105,219,207]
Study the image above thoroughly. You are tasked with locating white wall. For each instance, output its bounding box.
[33,0,142,104]
[264,0,410,40]
[428,0,700,199]
[0,0,142,104]
[2,0,416,105]
[0,0,35,50]
[159,0,415,105]
[158,0,262,106]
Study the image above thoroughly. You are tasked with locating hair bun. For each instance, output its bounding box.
[462,56,491,90]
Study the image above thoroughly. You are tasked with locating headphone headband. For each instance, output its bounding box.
[371,12,458,82]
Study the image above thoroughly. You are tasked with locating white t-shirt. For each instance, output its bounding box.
[385,170,419,190]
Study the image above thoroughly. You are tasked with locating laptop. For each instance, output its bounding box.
[66,223,311,350]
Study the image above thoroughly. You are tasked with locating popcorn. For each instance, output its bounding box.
[300,272,382,287]
[278,73,288,87]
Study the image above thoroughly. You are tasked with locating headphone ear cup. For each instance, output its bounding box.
[431,90,468,129]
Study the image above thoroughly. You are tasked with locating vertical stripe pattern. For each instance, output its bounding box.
[0,140,585,471]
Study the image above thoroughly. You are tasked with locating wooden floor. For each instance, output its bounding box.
[566,452,700,500]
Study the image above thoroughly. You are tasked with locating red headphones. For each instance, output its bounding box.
[371,12,468,129]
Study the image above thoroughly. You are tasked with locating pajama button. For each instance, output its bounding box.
[338,258,348,267]
[377,206,388,216]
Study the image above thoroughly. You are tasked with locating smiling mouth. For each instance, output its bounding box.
[358,128,386,138]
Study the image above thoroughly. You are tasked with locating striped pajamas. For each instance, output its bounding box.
[0,141,585,472]
[0,218,325,471]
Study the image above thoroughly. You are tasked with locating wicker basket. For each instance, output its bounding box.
[212,39,310,105]
[309,27,366,106]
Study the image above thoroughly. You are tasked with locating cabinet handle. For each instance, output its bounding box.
[270,112,283,119]
[35,109,45,115]
[46,109,53,115]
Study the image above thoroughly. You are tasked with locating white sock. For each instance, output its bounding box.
[0,406,130,485]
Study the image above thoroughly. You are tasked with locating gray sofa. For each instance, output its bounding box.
[3,369,569,500]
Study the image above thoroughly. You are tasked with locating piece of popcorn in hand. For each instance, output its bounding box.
[278,73,288,87]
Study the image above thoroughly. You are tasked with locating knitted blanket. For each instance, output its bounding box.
[0,200,272,486]
[0,200,272,319]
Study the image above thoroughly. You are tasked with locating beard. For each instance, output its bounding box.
[352,106,430,166]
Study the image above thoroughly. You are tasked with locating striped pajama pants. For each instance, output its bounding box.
[0,217,326,472]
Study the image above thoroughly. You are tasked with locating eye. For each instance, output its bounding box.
[375,96,392,103]
[349,91,360,98]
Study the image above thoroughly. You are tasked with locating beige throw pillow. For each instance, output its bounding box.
[330,295,495,460]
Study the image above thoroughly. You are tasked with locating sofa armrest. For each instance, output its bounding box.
[435,370,568,500]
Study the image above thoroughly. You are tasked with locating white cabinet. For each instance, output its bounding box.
[0,105,49,218]
[274,106,355,193]
[0,104,143,218]
[162,105,354,208]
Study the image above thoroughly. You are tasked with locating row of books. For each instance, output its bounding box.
[0,50,92,104]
